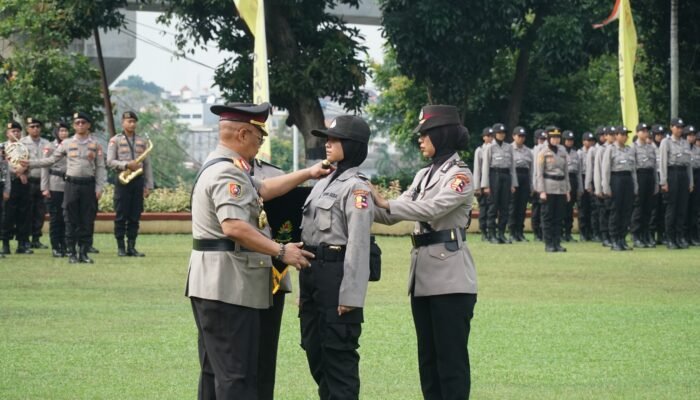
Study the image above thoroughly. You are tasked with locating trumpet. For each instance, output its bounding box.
[118,139,153,184]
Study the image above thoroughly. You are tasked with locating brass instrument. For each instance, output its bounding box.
[118,139,153,184]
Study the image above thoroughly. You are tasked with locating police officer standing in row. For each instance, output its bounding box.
[563,130,583,242]
[509,126,532,242]
[531,129,548,241]
[684,125,699,245]
[41,122,70,257]
[578,131,596,241]
[481,123,517,244]
[107,111,153,257]
[473,127,493,241]
[536,126,570,252]
[0,141,10,258]
[21,112,107,263]
[601,126,637,251]
[658,118,694,249]
[1,121,32,254]
[630,123,658,248]
[584,127,605,242]
[650,124,667,244]
[594,127,616,247]
[21,117,50,250]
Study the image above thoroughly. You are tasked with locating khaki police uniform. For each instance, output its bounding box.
[630,135,658,246]
[687,131,700,245]
[473,138,489,239]
[481,128,517,243]
[601,139,638,250]
[535,141,570,252]
[20,133,50,248]
[530,130,548,240]
[659,133,694,248]
[509,140,533,241]
[41,139,68,256]
[584,140,601,240]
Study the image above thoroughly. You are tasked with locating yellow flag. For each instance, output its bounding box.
[619,0,638,142]
[234,0,272,161]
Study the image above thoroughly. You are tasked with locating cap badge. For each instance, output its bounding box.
[679,119,683,124]
[330,119,337,129]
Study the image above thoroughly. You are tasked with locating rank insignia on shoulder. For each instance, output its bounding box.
[235,158,251,173]
[450,174,470,193]
[229,182,242,198]
[353,189,369,209]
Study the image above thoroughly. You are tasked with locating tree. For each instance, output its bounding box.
[115,75,166,96]
[158,0,369,161]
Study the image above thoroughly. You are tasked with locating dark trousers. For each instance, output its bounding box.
[486,171,512,236]
[258,291,286,400]
[26,179,46,240]
[663,169,690,242]
[114,177,145,240]
[411,293,476,400]
[477,195,490,234]
[630,170,656,239]
[579,181,593,239]
[299,259,362,400]
[63,181,97,248]
[531,195,542,237]
[508,171,530,234]
[598,197,611,237]
[191,297,260,400]
[1,178,30,242]
[589,189,600,237]
[47,191,66,250]
[651,191,665,239]
[687,171,700,240]
[609,173,634,239]
[564,173,579,236]
[542,193,566,248]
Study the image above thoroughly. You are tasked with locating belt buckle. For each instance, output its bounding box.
[410,235,417,247]
[328,245,342,251]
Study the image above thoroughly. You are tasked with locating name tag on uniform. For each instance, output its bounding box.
[495,156,503,160]
[676,153,683,158]
[619,159,627,164]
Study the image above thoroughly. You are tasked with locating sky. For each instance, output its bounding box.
[113,11,385,94]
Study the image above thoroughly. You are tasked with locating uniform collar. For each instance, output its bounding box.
[331,166,360,182]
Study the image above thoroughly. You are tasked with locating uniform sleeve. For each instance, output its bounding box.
[689,163,694,191]
[658,140,668,186]
[107,137,126,171]
[594,150,603,195]
[480,145,491,188]
[3,165,10,195]
[585,150,594,191]
[535,151,545,193]
[472,148,481,190]
[40,167,49,192]
[95,145,107,192]
[563,151,571,193]
[576,159,583,196]
[601,146,612,195]
[510,147,518,188]
[29,144,65,169]
[210,166,257,224]
[374,172,421,225]
[339,181,373,308]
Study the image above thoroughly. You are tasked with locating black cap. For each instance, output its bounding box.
[6,121,22,130]
[26,117,43,126]
[311,115,371,144]
[513,126,526,136]
[413,105,463,134]
[72,112,92,124]
[683,125,696,135]
[545,126,561,137]
[563,130,575,140]
[606,126,616,135]
[651,124,665,135]
[481,127,494,137]
[122,111,138,121]
[616,126,631,135]
[535,129,546,140]
[210,102,271,135]
[636,122,649,132]
[582,131,595,141]
[55,121,70,130]
[595,126,604,136]
[670,117,685,127]
[492,123,506,133]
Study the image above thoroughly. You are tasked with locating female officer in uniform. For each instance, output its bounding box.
[299,115,374,400]
[41,122,70,257]
[372,105,476,400]
[536,126,571,252]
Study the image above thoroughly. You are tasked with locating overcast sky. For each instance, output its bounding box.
[113,11,385,94]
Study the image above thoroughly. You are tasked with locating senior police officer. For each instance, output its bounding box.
[0,142,10,258]
[536,126,570,252]
[684,125,699,245]
[578,131,596,241]
[563,130,583,242]
[508,126,532,241]
[659,118,694,249]
[601,126,638,251]
[41,122,70,257]
[473,127,493,241]
[21,117,50,249]
[372,105,477,399]
[21,112,107,264]
[186,102,329,400]
[481,123,517,244]
[1,121,32,254]
[107,111,153,257]
[531,129,548,241]
[630,123,658,248]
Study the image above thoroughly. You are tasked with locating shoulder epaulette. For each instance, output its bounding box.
[356,172,369,181]
[255,158,282,171]
[440,159,467,173]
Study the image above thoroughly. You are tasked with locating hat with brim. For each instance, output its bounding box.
[670,117,685,128]
[492,123,506,133]
[26,117,43,126]
[211,102,271,135]
[513,126,526,136]
[545,126,561,138]
[6,121,22,130]
[616,126,631,135]
[412,105,463,134]
[122,111,138,121]
[683,125,696,136]
[482,127,494,137]
[312,115,371,144]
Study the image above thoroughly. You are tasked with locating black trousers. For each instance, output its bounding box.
[477,195,490,234]
[411,293,476,400]
[299,259,362,400]
[486,171,512,236]
[26,178,46,240]
[508,171,530,234]
[564,173,579,235]
[630,170,656,239]
[47,191,66,250]
[191,297,260,400]
[687,170,700,240]
[663,169,690,242]
[598,197,611,237]
[579,176,593,238]
[1,178,30,242]
[609,173,634,239]
[589,188,600,237]
[651,191,665,239]
[542,193,566,248]
[531,194,542,237]
[258,291,286,400]
[63,181,97,248]
[114,177,145,240]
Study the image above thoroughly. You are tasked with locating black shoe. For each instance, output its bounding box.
[511,231,522,242]
[555,245,567,252]
[480,233,488,242]
[621,240,632,251]
[691,238,700,246]
[31,239,48,249]
[16,243,33,254]
[611,241,625,251]
[68,254,79,263]
[127,240,145,257]
[498,234,511,244]
[52,248,63,258]
[78,248,94,264]
[677,239,689,249]
[633,239,646,248]
[602,238,612,247]
[519,232,529,242]
[545,245,557,252]
[86,246,100,254]
[489,236,501,244]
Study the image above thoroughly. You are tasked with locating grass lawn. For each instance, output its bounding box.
[1,234,698,399]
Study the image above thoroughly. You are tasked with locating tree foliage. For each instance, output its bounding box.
[115,75,165,96]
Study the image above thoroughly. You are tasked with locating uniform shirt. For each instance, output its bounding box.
[40,140,67,193]
[301,167,374,308]
[374,153,477,297]
[535,145,570,194]
[107,133,154,189]
[472,145,484,190]
[186,144,273,309]
[579,146,591,177]
[593,143,611,195]
[658,136,694,190]
[480,140,518,188]
[513,143,533,187]
[584,144,599,192]
[20,135,50,179]
[565,146,584,195]
[601,142,638,195]
[633,139,659,189]
[690,144,700,170]
[29,134,107,192]
[0,157,10,195]
[532,143,546,190]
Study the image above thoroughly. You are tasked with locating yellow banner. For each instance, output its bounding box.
[619,0,638,142]
[234,0,271,161]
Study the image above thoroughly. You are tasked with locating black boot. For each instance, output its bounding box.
[511,229,522,242]
[643,232,656,248]
[498,231,511,244]
[126,240,145,257]
[86,245,100,254]
[602,234,612,247]
[620,236,632,251]
[16,241,34,254]
[633,234,645,248]
[488,230,500,244]
[78,246,94,264]
[555,236,567,252]
[677,236,689,249]
[51,247,63,257]
[1,240,10,255]
[67,245,79,264]
[117,239,127,257]
[31,238,48,249]
[480,232,488,242]
[611,237,625,251]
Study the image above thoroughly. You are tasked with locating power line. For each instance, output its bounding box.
[120,26,216,70]
[123,16,226,52]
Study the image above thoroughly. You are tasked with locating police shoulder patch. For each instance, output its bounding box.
[450,174,470,193]
[353,189,369,209]
[229,182,242,198]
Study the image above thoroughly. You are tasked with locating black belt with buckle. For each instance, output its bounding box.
[65,176,95,185]
[543,173,565,181]
[49,169,66,178]
[411,228,467,248]
[192,238,251,252]
[491,167,510,173]
[27,177,40,184]
[305,244,346,262]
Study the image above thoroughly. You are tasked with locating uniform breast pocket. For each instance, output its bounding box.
[314,196,335,231]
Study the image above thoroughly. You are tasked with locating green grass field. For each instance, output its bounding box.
[1,234,698,399]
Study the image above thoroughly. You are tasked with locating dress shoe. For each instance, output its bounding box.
[691,238,700,246]
[545,245,557,252]
[621,240,632,251]
[16,243,33,254]
[52,248,63,258]
[602,238,612,247]
[68,254,79,264]
[611,241,625,251]
[633,239,646,248]
[31,239,48,249]
[78,248,94,264]
[86,246,100,254]
[480,233,488,242]
[666,241,679,250]
[555,245,567,252]
[127,240,145,257]
[677,239,689,249]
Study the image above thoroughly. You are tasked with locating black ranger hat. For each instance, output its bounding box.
[636,122,649,132]
[616,126,631,135]
[481,127,494,137]
[513,126,526,136]
[26,117,43,126]
[211,102,271,135]
[492,123,506,133]
[6,121,22,130]
[122,111,138,121]
[651,124,665,135]
[412,105,463,134]
[582,131,595,141]
[545,126,561,138]
[312,115,371,144]
[683,125,696,135]
[563,130,575,140]
[670,117,685,127]
[73,112,92,124]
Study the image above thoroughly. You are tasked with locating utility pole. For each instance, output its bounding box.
[93,27,117,137]
[670,0,679,118]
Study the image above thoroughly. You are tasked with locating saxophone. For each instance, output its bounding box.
[118,139,153,185]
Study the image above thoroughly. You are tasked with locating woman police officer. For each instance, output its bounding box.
[299,115,374,400]
[372,105,477,400]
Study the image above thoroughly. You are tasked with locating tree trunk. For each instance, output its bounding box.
[670,0,678,118]
[93,27,116,137]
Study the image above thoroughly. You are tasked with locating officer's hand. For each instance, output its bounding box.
[511,186,516,193]
[308,161,333,179]
[2,193,8,202]
[338,305,356,316]
[483,187,491,195]
[42,190,51,198]
[370,184,389,209]
[475,188,481,197]
[18,160,29,168]
[143,188,150,198]
[96,191,102,200]
[15,164,27,175]
[282,242,314,270]
[661,184,669,193]
[127,161,140,171]
[539,192,547,201]
[566,192,571,202]
[19,174,27,185]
